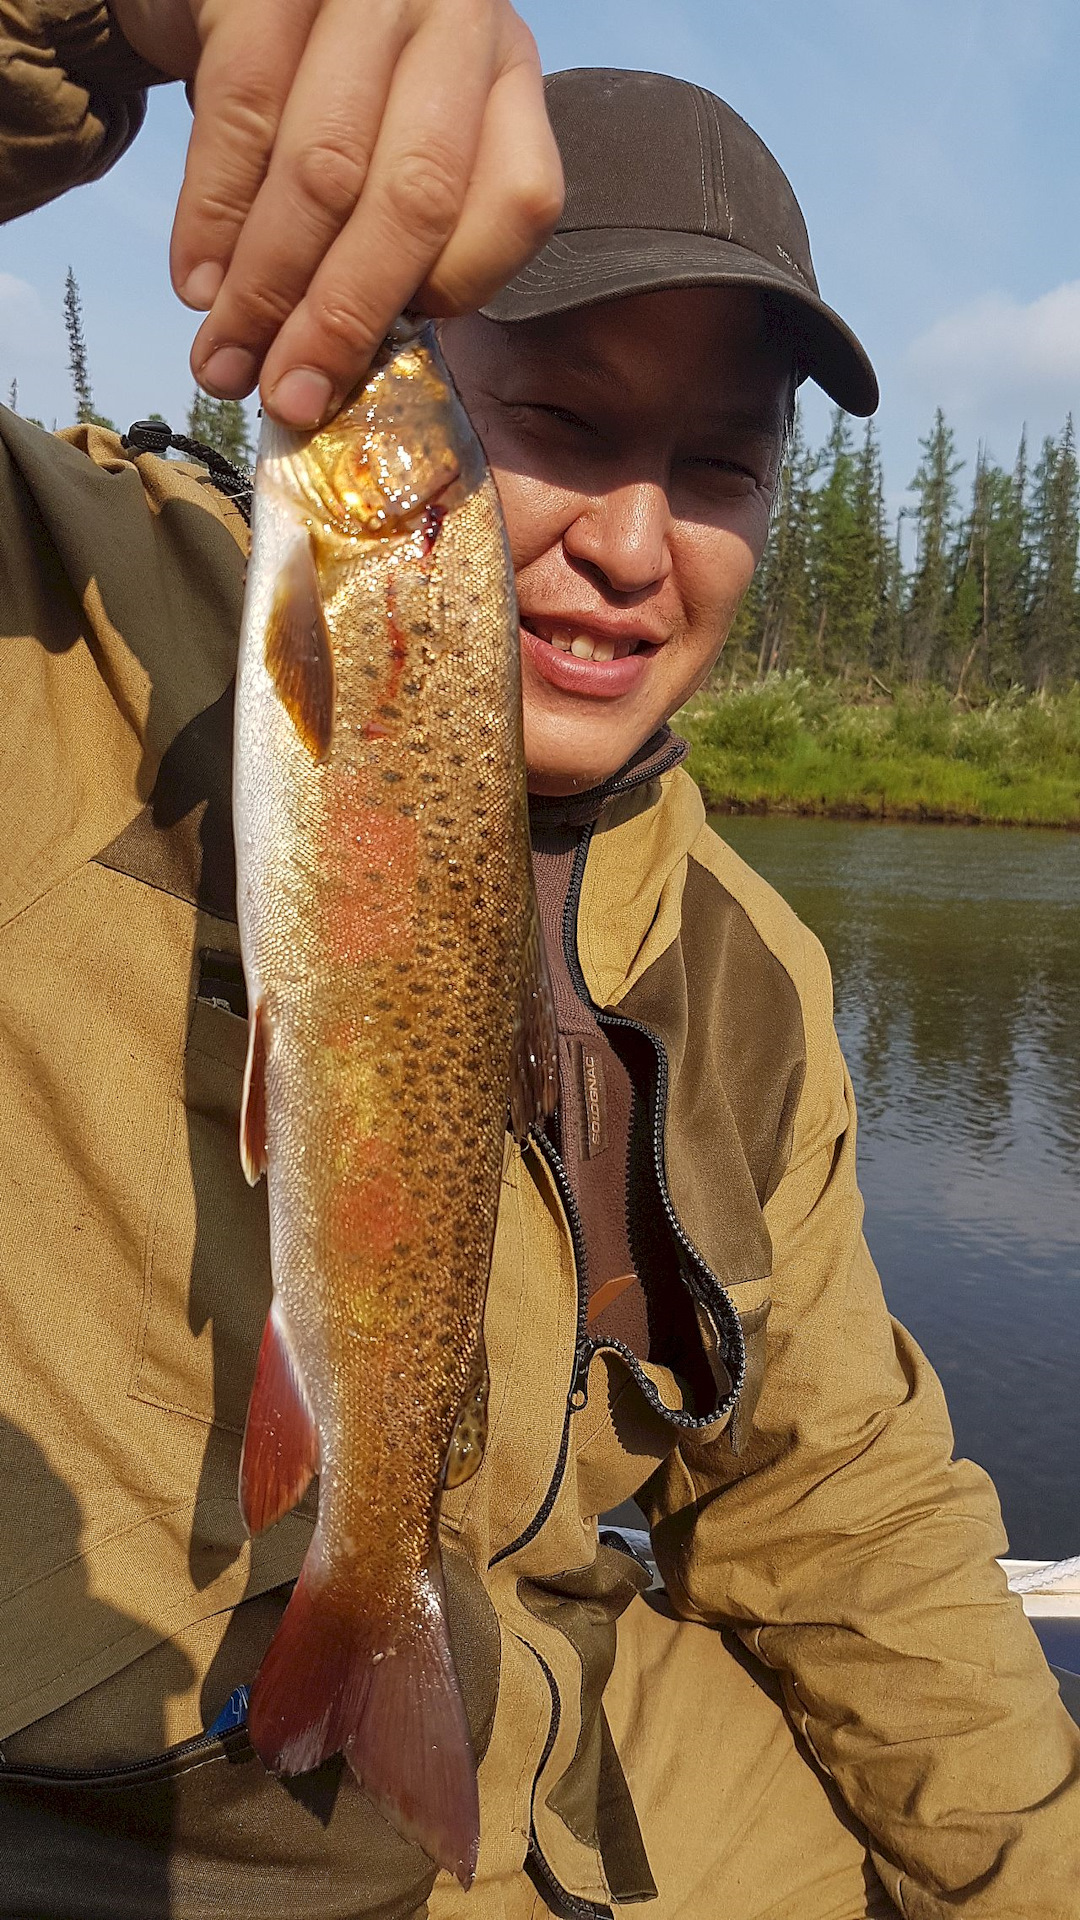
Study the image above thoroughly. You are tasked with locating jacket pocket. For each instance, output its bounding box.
[131,960,271,1431]
[0,1730,438,1920]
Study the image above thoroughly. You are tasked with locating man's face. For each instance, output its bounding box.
[441,287,791,794]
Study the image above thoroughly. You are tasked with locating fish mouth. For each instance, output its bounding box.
[519,616,663,664]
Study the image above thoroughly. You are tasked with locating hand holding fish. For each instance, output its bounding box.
[107,0,563,428]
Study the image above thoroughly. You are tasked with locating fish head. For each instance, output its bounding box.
[259,327,485,550]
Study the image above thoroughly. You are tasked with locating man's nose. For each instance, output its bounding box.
[562,482,672,596]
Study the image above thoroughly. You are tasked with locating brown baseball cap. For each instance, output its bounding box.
[482,68,878,417]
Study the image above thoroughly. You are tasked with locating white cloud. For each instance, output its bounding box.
[906,281,1080,423]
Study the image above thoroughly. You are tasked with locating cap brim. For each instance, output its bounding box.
[480,228,878,417]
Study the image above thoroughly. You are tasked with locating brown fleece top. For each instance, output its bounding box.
[529,731,687,1359]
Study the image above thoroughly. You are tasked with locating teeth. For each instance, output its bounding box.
[532,622,628,661]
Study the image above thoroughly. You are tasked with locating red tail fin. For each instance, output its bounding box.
[247,1556,479,1888]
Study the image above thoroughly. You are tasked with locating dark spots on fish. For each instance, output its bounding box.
[474,850,488,866]
[448,752,464,768]
[365,868,384,883]
[381,768,404,784]
[392,1240,411,1259]
[416,943,434,959]
[419,770,439,785]
[402,681,422,697]
[434,815,454,829]
[408,1034,428,1051]
[394,960,413,975]
[378,704,402,721]
[449,879,467,893]
[361,662,380,680]
[415,877,430,895]
[394,1016,410,1032]
[372,997,393,1012]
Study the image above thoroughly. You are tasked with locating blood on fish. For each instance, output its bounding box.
[421,503,447,555]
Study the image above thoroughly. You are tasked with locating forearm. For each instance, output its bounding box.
[0,0,166,223]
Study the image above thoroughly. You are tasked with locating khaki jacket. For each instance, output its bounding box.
[1,12,1079,1918]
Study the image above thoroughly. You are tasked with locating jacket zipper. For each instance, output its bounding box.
[490,761,745,1567]
[0,1720,245,1784]
[524,1650,613,1920]
[561,821,746,1424]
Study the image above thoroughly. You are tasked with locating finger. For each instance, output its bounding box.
[188,0,409,397]
[255,0,505,424]
[170,0,320,314]
[414,38,563,316]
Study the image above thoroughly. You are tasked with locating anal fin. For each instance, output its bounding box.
[443,1338,489,1490]
[239,1306,320,1533]
[510,883,558,1141]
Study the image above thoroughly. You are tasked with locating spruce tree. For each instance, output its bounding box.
[809,409,858,674]
[1028,418,1079,688]
[62,268,114,430]
[905,408,963,683]
[848,420,889,678]
[751,413,818,676]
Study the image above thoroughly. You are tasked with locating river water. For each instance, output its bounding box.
[715,815,1080,1560]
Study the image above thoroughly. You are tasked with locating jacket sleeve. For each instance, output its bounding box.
[0,0,164,223]
[0,409,247,928]
[641,925,1080,1920]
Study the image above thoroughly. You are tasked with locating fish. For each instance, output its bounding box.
[232,322,556,1887]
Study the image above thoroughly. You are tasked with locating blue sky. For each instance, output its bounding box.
[3,0,1078,515]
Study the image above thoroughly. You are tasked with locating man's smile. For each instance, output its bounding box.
[519,614,662,700]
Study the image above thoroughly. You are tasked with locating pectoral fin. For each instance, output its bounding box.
[443,1341,489,1491]
[264,535,335,759]
[509,890,558,1141]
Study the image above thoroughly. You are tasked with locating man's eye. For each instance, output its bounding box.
[509,403,598,436]
[687,456,755,478]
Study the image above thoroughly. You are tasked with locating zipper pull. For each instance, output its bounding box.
[569,1341,592,1411]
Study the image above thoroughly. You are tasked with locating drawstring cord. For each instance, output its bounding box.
[121,420,253,525]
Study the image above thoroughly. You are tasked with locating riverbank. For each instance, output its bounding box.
[679,675,1080,828]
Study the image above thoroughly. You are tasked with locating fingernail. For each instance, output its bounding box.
[179,261,225,310]
[199,346,258,397]
[268,368,335,428]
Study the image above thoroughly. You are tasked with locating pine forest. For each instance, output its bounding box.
[730,407,1079,696]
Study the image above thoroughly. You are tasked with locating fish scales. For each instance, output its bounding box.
[233,328,554,1886]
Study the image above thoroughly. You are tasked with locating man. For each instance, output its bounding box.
[1,10,1077,1919]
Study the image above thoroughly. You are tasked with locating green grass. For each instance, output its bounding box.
[678,675,1080,828]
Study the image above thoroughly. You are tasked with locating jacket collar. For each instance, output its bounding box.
[527,728,687,835]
